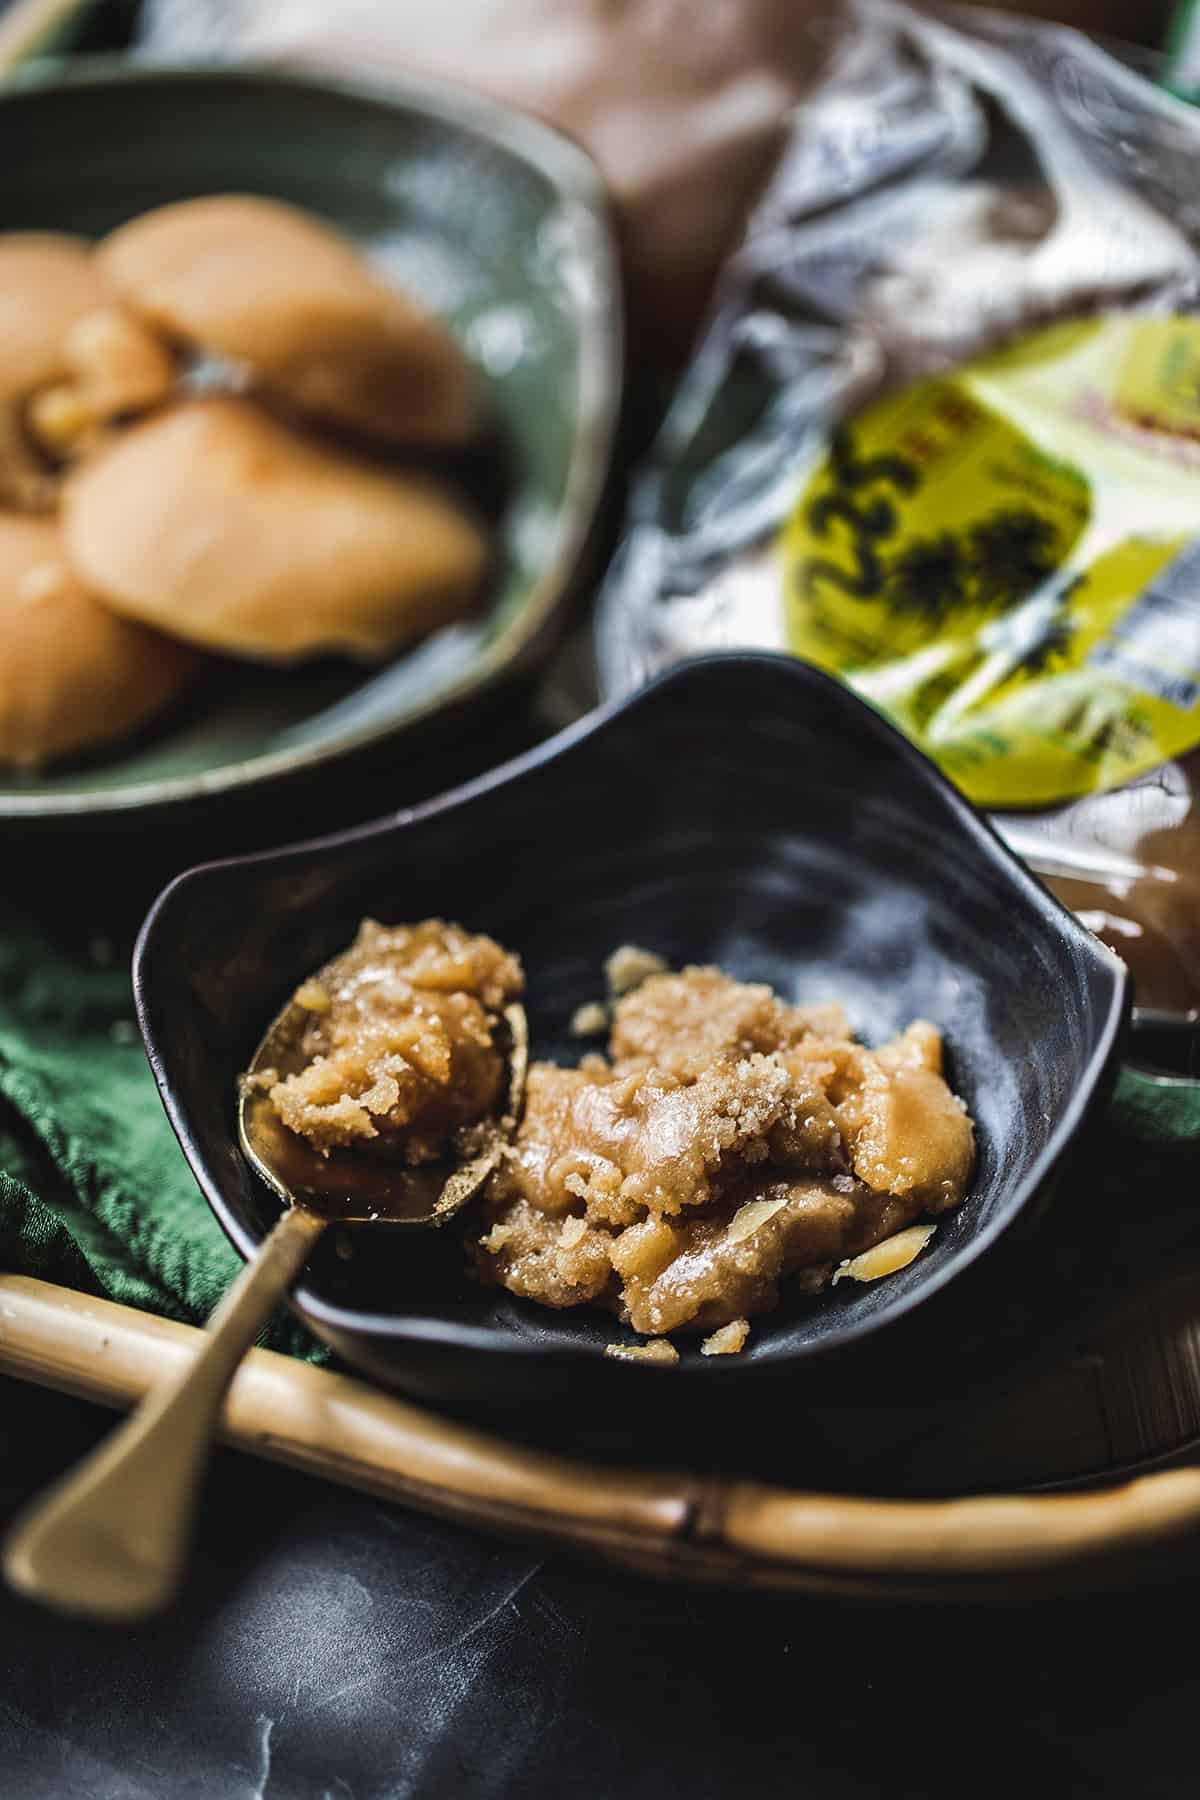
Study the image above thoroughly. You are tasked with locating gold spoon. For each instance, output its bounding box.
[2,994,527,1624]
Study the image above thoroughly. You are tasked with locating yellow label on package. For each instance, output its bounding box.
[780,314,1200,806]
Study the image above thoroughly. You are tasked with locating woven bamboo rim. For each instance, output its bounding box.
[2,1274,1199,1599]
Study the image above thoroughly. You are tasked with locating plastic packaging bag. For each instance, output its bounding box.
[597,0,1200,1020]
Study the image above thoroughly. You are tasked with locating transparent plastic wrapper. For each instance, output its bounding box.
[597,0,1200,1023]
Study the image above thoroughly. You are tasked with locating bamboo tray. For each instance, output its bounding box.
[5,1270,1200,1602]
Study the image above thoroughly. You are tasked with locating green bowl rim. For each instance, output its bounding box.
[0,55,623,819]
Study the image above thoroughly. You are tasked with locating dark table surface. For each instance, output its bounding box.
[1,1370,1197,1800]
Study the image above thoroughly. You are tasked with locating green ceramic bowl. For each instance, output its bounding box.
[0,59,621,820]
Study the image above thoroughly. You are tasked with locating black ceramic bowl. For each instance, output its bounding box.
[134,655,1128,1473]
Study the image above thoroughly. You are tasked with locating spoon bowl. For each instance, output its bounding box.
[239,997,528,1225]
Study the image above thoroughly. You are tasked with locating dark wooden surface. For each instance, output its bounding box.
[2,1369,1199,1800]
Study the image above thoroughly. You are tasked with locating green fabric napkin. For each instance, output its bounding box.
[0,902,1198,1366]
[0,913,322,1360]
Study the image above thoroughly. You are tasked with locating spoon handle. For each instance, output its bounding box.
[3,1204,325,1623]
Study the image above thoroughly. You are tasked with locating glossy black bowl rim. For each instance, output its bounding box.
[133,651,1130,1373]
[0,55,623,820]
